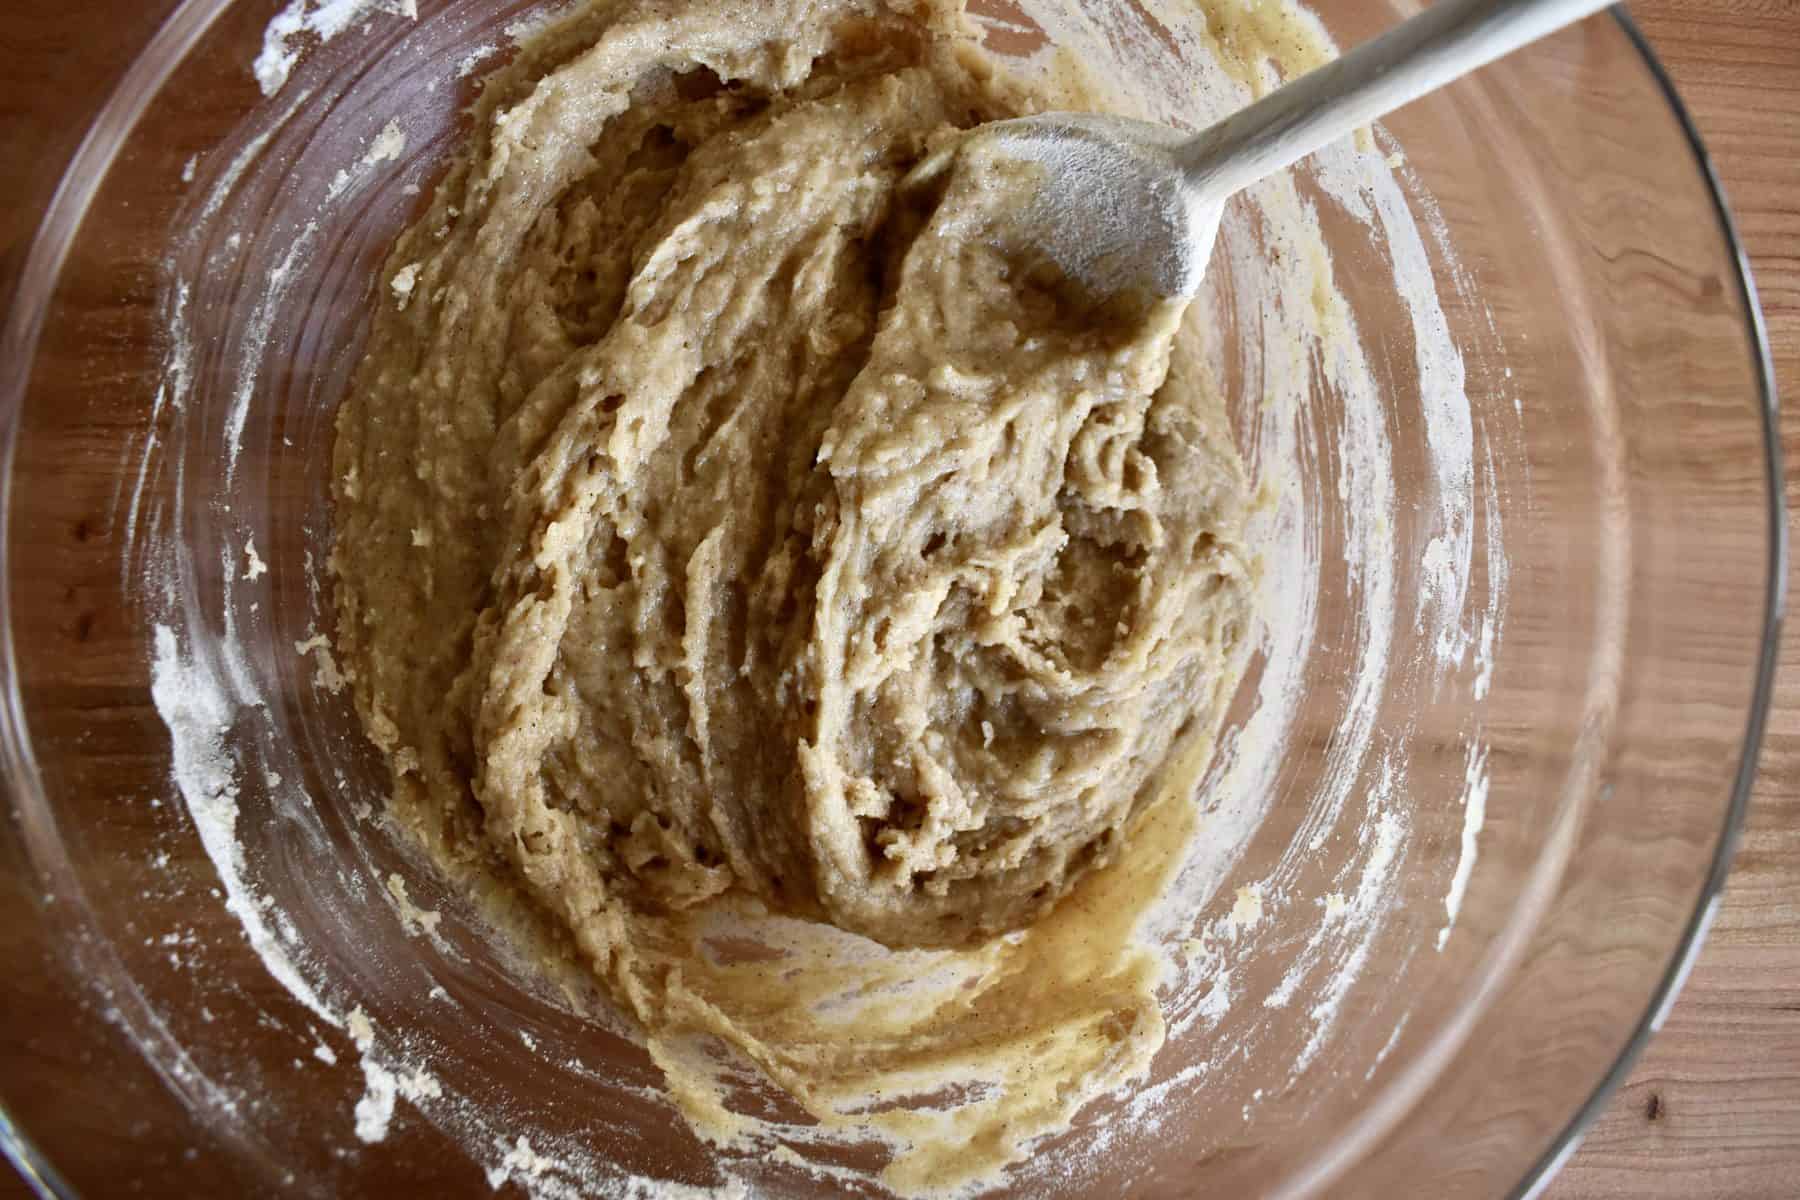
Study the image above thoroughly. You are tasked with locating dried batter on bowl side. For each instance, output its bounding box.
[330,0,1254,1190]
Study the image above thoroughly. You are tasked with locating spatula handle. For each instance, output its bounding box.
[1176,0,1618,196]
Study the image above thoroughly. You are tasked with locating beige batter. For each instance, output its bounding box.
[331,0,1255,1190]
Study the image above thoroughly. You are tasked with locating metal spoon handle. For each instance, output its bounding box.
[1175,0,1617,196]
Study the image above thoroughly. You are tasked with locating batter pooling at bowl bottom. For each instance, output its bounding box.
[329,0,1261,1190]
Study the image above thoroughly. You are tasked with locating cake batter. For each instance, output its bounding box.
[331,0,1254,1188]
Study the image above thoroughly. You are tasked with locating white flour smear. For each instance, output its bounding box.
[1438,746,1491,951]
[255,0,420,96]
[124,0,1511,1195]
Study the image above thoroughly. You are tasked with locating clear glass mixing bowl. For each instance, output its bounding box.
[0,1,1782,1197]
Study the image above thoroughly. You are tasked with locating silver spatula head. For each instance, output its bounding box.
[908,0,1616,302]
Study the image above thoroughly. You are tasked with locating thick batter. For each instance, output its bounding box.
[331,0,1253,1188]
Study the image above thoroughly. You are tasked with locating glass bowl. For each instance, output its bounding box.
[0,1,1782,1197]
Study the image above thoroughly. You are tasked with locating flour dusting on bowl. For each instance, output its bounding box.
[126,0,1508,1193]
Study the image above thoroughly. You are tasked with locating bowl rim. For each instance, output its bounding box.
[0,3,1784,1198]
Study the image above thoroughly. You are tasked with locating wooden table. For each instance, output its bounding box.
[1541,4,1800,1195]
[1,2,1795,1196]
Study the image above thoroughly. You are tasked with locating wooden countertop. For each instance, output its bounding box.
[0,1,1795,1197]
[1543,3,1800,1195]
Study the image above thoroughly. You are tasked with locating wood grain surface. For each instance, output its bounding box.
[1,1,1796,1197]
[1542,2,1800,1195]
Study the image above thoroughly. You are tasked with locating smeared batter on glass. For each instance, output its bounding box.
[331,0,1253,1189]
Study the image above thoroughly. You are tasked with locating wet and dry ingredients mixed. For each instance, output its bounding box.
[331,0,1254,1189]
